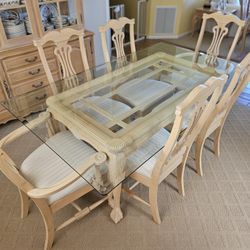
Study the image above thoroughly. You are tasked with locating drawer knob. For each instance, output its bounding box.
[32,82,44,88]
[35,94,47,101]
[25,56,38,63]
[29,69,41,75]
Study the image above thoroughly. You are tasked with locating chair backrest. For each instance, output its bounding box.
[99,17,136,63]
[33,28,90,92]
[217,52,250,115]
[152,74,228,179]
[194,12,245,65]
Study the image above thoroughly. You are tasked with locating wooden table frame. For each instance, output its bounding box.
[46,52,212,223]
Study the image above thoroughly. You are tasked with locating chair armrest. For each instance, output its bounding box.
[0,111,51,148]
[27,152,107,199]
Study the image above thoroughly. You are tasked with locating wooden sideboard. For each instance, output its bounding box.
[0,31,95,124]
[0,0,95,124]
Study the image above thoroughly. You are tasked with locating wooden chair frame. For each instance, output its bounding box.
[194,12,245,66]
[99,17,136,63]
[0,111,108,250]
[33,28,91,94]
[194,52,250,176]
[124,75,227,224]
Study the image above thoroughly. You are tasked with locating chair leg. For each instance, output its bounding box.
[149,186,161,224]
[195,136,206,177]
[34,199,55,250]
[177,163,185,196]
[213,126,223,157]
[18,189,30,219]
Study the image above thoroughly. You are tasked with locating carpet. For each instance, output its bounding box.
[165,32,250,63]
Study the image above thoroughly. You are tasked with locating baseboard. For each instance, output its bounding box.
[146,31,191,39]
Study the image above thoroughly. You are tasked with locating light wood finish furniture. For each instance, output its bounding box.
[195,52,250,176]
[240,0,250,50]
[99,17,136,63]
[0,0,84,48]
[0,0,95,123]
[3,43,235,224]
[192,7,238,36]
[0,111,108,250]
[44,50,229,223]
[34,28,91,94]
[124,75,227,224]
[34,27,131,122]
[194,12,245,66]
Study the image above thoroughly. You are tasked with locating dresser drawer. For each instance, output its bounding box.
[3,47,55,72]
[7,59,58,85]
[15,86,52,112]
[11,73,60,96]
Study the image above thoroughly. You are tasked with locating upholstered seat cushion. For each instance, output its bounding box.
[20,131,97,204]
[116,79,174,107]
[127,128,170,178]
[73,96,131,124]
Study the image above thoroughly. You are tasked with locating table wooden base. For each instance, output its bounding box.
[108,185,123,223]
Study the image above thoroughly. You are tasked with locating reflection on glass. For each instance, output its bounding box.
[1,42,236,194]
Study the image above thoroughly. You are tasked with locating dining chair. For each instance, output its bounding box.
[124,75,228,224]
[194,52,250,176]
[34,28,131,124]
[194,12,245,66]
[0,111,108,250]
[239,0,250,50]
[33,28,91,92]
[99,17,136,63]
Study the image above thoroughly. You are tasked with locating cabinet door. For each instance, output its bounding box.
[35,0,83,35]
[0,0,36,48]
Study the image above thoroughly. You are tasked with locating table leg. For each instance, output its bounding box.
[107,152,126,224]
[109,184,123,223]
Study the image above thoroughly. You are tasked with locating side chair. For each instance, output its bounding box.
[33,28,91,92]
[124,74,228,224]
[194,12,245,66]
[195,52,250,176]
[99,17,136,64]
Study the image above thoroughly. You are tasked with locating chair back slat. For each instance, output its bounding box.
[99,17,136,63]
[194,12,245,65]
[33,28,90,93]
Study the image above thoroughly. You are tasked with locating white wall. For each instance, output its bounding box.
[83,0,111,66]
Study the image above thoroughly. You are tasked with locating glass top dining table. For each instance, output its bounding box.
[1,42,236,195]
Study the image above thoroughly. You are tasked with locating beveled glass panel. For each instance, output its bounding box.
[1,42,236,194]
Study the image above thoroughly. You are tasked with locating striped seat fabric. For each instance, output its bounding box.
[20,131,97,204]
[116,79,174,107]
[127,128,170,178]
[73,96,131,124]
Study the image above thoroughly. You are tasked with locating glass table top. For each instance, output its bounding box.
[1,42,236,195]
